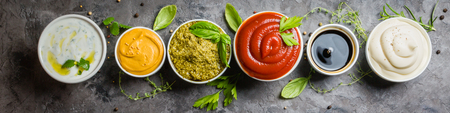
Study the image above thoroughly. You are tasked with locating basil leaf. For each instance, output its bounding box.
[153,5,177,31]
[103,17,115,25]
[213,36,221,43]
[61,60,76,68]
[189,29,220,39]
[119,24,132,29]
[220,33,231,44]
[78,58,90,70]
[218,42,230,68]
[110,22,120,35]
[225,3,242,32]
[281,77,310,98]
[190,21,220,33]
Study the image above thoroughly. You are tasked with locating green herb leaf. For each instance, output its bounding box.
[279,16,303,32]
[119,24,132,29]
[225,3,242,32]
[103,17,115,25]
[280,33,299,46]
[193,90,221,111]
[119,72,175,100]
[77,70,82,75]
[153,5,177,31]
[110,21,120,35]
[190,29,220,40]
[281,77,310,98]
[78,58,90,70]
[190,21,220,33]
[223,84,236,106]
[61,60,76,68]
[220,33,231,44]
[218,42,230,68]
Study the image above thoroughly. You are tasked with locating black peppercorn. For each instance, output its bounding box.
[444,8,447,13]
[114,107,118,111]
[309,33,312,37]
[436,50,441,54]
[140,3,144,6]
[440,15,444,20]
[134,13,139,18]
[327,105,332,109]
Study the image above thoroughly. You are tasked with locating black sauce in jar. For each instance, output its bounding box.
[311,30,353,71]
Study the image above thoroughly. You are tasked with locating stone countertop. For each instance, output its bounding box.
[1,0,449,112]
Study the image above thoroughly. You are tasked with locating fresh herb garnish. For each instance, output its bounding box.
[193,90,221,111]
[189,21,231,68]
[278,16,303,46]
[103,17,130,36]
[225,3,242,32]
[194,73,240,111]
[61,58,90,75]
[379,2,439,32]
[153,5,177,31]
[281,71,311,98]
[118,71,175,100]
[302,2,368,48]
[280,63,372,98]
[103,5,177,35]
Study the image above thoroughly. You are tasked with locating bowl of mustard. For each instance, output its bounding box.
[115,27,166,78]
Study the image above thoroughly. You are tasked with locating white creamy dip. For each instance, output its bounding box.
[368,18,431,81]
[39,17,103,80]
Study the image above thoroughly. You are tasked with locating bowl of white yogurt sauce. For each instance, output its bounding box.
[366,17,432,82]
[38,14,107,83]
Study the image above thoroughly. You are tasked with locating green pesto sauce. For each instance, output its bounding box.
[169,21,230,81]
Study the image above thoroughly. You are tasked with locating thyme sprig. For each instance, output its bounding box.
[309,62,372,93]
[119,71,175,100]
[302,2,368,48]
[379,2,439,32]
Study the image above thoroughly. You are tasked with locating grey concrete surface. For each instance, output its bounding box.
[1,0,450,112]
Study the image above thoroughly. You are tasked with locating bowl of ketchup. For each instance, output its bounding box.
[233,11,303,82]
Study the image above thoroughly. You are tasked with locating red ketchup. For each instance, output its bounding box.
[236,12,301,80]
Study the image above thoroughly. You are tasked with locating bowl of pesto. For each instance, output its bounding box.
[168,19,231,84]
[38,14,106,84]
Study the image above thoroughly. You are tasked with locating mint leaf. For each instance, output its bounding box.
[110,21,120,35]
[78,58,90,70]
[103,17,115,25]
[153,5,177,31]
[225,3,242,32]
[281,77,310,98]
[61,60,76,68]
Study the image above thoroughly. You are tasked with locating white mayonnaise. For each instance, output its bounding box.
[368,18,431,80]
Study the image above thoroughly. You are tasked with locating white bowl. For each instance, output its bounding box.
[233,11,304,82]
[167,19,232,84]
[365,17,432,82]
[38,14,107,83]
[306,24,359,76]
[115,27,166,78]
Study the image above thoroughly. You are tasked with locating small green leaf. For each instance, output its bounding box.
[193,90,221,111]
[218,42,230,68]
[119,24,132,29]
[110,22,120,35]
[189,29,221,39]
[103,17,115,25]
[279,16,303,32]
[220,33,231,44]
[225,3,242,32]
[77,70,82,75]
[78,58,90,70]
[281,77,310,98]
[280,33,299,46]
[190,21,220,33]
[61,60,76,68]
[153,5,177,31]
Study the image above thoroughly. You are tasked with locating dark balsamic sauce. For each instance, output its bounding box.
[311,30,353,71]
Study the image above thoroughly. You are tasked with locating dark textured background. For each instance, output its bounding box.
[1,0,450,112]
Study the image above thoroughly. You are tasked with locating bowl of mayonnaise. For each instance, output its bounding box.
[366,17,432,82]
